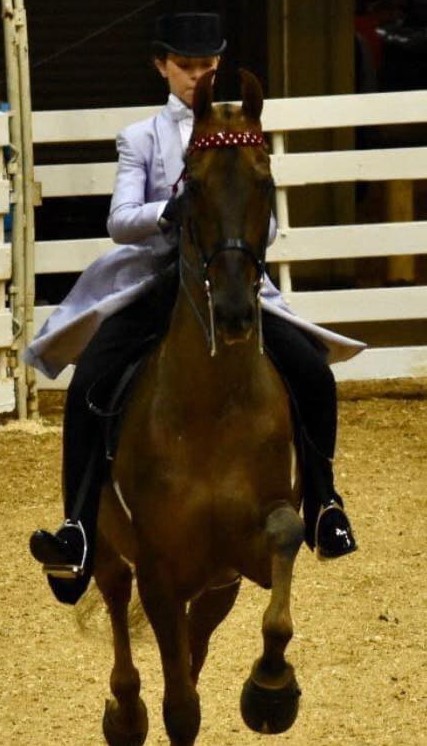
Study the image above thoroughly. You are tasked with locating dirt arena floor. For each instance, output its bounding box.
[1,380,425,746]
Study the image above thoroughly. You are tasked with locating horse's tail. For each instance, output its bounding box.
[73,574,149,641]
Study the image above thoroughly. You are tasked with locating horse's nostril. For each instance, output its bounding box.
[215,301,254,336]
[215,300,252,320]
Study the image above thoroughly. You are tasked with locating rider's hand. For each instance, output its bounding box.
[157,196,182,245]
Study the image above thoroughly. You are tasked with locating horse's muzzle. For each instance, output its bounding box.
[214,299,256,344]
[202,241,265,354]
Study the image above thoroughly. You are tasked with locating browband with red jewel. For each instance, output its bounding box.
[187,130,265,154]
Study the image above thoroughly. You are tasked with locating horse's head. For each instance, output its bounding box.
[181,69,275,355]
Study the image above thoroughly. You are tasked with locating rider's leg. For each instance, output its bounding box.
[262,311,357,559]
[30,277,178,603]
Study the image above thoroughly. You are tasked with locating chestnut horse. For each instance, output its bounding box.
[95,69,304,746]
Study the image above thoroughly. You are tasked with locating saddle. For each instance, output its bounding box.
[86,335,158,462]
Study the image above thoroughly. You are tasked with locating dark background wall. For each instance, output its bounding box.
[2,2,424,303]
[0,1,271,302]
[0,0,269,110]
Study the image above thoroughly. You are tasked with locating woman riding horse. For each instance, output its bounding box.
[98,69,307,744]
[28,12,363,606]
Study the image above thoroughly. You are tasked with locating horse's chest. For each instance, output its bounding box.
[150,405,290,487]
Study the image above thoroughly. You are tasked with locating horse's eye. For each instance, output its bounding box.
[185,179,201,197]
[261,178,275,194]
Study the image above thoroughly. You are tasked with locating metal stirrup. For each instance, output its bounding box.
[43,520,88,579]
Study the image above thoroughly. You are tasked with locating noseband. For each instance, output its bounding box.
[180,129,269,357]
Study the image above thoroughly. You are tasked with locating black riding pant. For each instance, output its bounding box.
[62,278,178,539]
[262,312,337,459]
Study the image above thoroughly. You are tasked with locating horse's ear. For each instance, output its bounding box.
[193,69,215,122]
[240,68,263,122]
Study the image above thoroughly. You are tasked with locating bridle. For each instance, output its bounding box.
[179,129,271,357]
[180,239,265,358]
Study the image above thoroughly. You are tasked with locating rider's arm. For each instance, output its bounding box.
[107,127,168,245]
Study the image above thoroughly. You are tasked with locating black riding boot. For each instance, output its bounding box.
[30,435,106,605]
[29,356,149,605]
[29,279,180,604]
[262,309,357,559]
[29,355,149,605]
[302,438,357,559]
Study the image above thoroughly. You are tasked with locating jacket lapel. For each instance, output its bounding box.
[156,107,186,192]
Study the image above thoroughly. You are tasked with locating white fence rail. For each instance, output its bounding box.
[31,90,427,389]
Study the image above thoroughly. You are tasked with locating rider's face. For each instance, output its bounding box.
[155,54,220,108]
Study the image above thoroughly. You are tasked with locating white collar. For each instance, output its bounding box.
[168,93,194,123]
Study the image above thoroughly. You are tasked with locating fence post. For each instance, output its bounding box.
[272,131,292,299]
[15,0,38,418]
[1,0,38,418]
[385,180,416,285]
[2,0,26,417]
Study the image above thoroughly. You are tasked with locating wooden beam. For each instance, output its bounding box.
[385,180,415,284]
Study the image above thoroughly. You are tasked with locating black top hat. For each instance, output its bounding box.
[152,13,227,57]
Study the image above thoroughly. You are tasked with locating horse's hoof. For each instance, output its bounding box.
[240,674,301,734]
[102,698,148,746]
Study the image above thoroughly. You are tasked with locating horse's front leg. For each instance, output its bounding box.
[241,503,305,735]
[136,563,200,746]
[188,570,241,684]
[94,534,148,746]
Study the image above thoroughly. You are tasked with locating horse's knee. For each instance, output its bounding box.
[266,504,304,557]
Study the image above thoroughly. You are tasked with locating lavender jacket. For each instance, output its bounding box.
[25,100,365,378]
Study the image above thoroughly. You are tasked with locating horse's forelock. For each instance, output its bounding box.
[192,103,260,138]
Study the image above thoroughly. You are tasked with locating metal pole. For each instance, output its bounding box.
[1,0,27,417]
[15,0,38,417]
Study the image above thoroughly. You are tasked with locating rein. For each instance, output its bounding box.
[179,128,269,357]
[180,246,265,357]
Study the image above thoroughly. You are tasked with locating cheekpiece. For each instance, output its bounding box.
[187,130,265,155]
